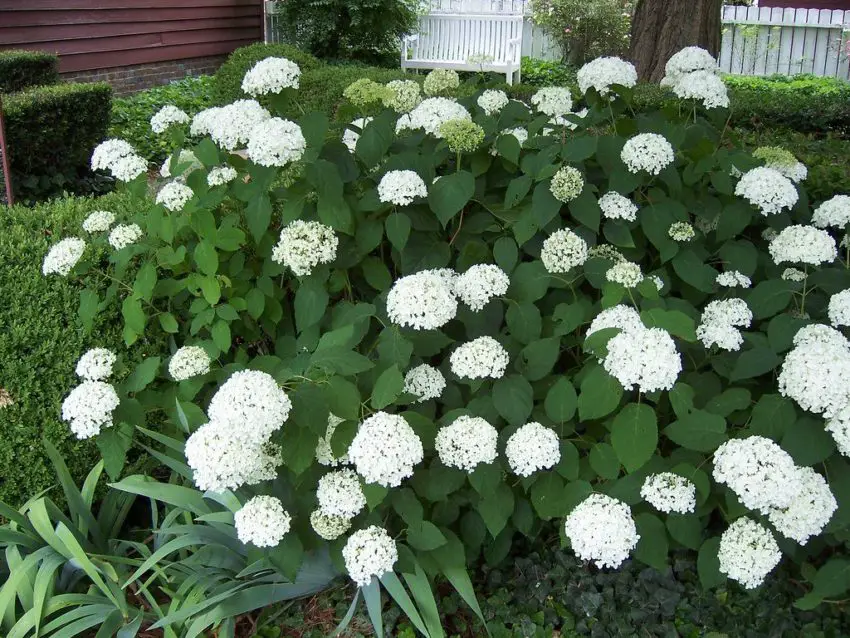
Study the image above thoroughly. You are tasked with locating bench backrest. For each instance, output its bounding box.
[412,14,523,63]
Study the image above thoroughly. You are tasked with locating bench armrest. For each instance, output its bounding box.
[403,33,420,43]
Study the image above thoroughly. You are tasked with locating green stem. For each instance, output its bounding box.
[456,151,462,173]
[800,266,809,316]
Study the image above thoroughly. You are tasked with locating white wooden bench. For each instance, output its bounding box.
[401,13,523,85]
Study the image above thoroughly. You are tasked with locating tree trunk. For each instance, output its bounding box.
[629,0,723,82]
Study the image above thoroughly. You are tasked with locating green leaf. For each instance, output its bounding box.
[121,296,145,336]
[159,312,179,333]
[123,356,160,393]
[811,559,850,598]
[664,410,727,452]
[385,213,411,252]
[782,416,835,465]
[568,190,601,232]
[371,365,404,410]
[133,261,157,302]
[318,193,354,234]
[747,279,795,319]
[672,249,717,293]
[496,132,521,164]
[704,388,751,417]
[611,403,658,473]
[530,472,568,520]
[518,337,560,381]
[356,112,393,167]
[246,289,265,320]
[493,375,533,425]
[194,241,218,276]
[589,442,620,479]
[268,532,304,583]
[363,482,389,510]
[697,537,726,588]
[504,175,532,209]
[640,308,697,342]
[280,426,319,476]
[211,320,231,352]
[545,377,577,424]
[506,302,542,344]
[78,288,99,333]
[310,347,374,375]
[749,394,795,440]
[295,279,328,332]
[634,513,668,570]
[407,521,447,551]
[532,180,562,227]
[578,365,623,421]
[468,462,502,495]
[493,236,519,272]
[96,424,133,480]
[391,488,424,526]
[729,346,781,381]
[245,194,272,242]
[428,171,475,227]
[477,483,515,538]
[666,514,703,550]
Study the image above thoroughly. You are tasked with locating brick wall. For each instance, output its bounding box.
[60,55,226,96]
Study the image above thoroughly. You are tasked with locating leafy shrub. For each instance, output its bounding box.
[520,57,578,88]
[109,75,215,164]
[530,0,632,65]
[0,49,59,93]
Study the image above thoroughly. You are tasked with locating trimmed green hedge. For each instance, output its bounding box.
[0,49,59,93]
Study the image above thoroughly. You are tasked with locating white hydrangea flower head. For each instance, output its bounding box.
[599,192,638,222]
[234,495,291,548]
[185,419,281,492]
[61,381,120,439]
[43,238,85,276]
[435,415,498,472]
[403,364,446,403]
[668,222,695,242]
[505,422,561,477]
[712,436,803,513]
[812,195,850,229]
[450,336,509,380]
[208,100,271,151]
[766,466,837,545]
[825,405,850,457]
[396,97,471,138]
[271,220,338,277]
[111,154,148,182]
[576,56,637,96]
[641,472,696,514]
[310,510,352,540]
[343,525,398,587]
[668,70,729,109]
[718,517,782,589]
[347,412,424,488]
[588,244,626,263]
[550,166,584,203]
[650,274,664,291]
[541,228,588,274]
[423,69,460,96]
[189,106,222,137]
[530,87,573,117]
[75,348,116,381]
[378,170,428,206]
[564,493,639,569]
[241,57,301,96]
[317,468,366,518]
[386,269,458,330]
[383,79,421,113]
[478,89,509,115]
[769,225,837,266]
[82,210,115,234]
[621,133,675,175]
[781,267,807,282]
[734,167,798,216]
[156,181,194,212]
[315,414,349,467]
[246,117,306,167]
[793,323,848,349]
[587,304,644,337]
[696,298,753,351]
[150,105,190,133]
[168,346,211,381]
[207,165,238,187]
[91,139,135,172]
[828,289,850,327]
[603,327,682,393]
[716,271,752,288]
[454,264,509,312]
[108,224,143,250]
[207,370,292,443]
[606,261,643,288]
[664,46,720,80]
[342,117,373,153]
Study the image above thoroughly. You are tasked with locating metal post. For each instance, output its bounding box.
[0,94,13,207]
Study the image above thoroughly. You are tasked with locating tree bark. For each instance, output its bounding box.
[629,0,723,82]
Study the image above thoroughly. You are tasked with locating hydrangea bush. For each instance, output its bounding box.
[43,51,850,631]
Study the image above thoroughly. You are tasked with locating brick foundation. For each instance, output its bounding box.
[60,55,227,96]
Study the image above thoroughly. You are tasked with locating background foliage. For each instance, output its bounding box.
[0,49,59,93]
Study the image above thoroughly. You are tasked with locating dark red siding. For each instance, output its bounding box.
[759,0,850,8]
[0,0,263,73]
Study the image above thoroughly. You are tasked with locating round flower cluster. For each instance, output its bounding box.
[454,264,510,311]
[603,327,682,393]
[90,139,147,181]
[111,154,148,182]
[530,87,573,117]
[812,194,850,229]
[550,166,584,203]
[156,181,194,212]
[664,46,720,79]
[396,97,471,138]
[207,370,292,444]
[599,192,638,222]
[641,472,696,514]
[242,57,300,96]
[734,167,798,216]
[667,70,729,109]
[247,118,306,167]
[712,436,802,513]
[541,228,588,274]
[588,244,626,263]
[315,414,349,467]
[310,510,351,540]
[793,323,848,348]
[668,221,695,242]
[564,493,639,569]
[440,119,485,154]
[347,412,424,488]
[576,56,637,96]
[477,89,509,115]
[150,105,190,133]
[606,261,643,288]
[234,496,291,547]
[716,270,752,289]
[199,100,271,151]
[450,336,510,380]
[781,267,807,282]
[108,224,143,250]
[829,289,850,327]
[82,210,115,234]
[168,345,211,381]
[43,237,86,276]
[271,220,338,277]
[317,469,366,518]
[343,526,398,587]
[587,304,644,337]
[435,416,499,472]
[383,79,421,113]
[343,78,389,108]
[423,69,460,96]
[378,170,428,206]
[75,348,116,381]
[696,298,753,351]
[752,146,807,183]
[718,517,782,589]
[189,107,221,137]
[769,225,837,266]
[386,269,458,330]
[620,133,675,175]
[207,165,238,187]
[61,381,120,438]
[505,422,561,477]
[767,466,837,545]
[403,364,446,403]
[342,117,373,153]
[826,406,850,457]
